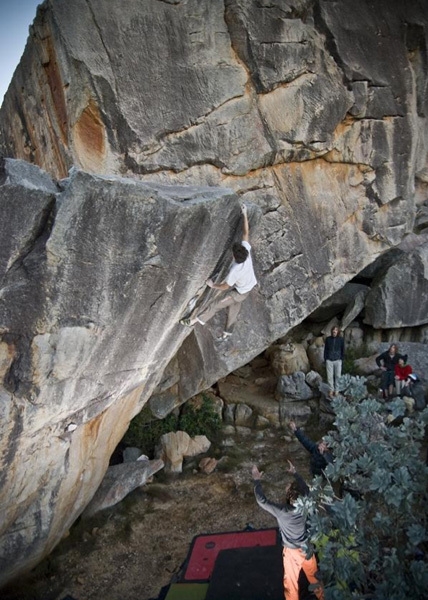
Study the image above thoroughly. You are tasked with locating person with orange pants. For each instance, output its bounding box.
[252,462,324,600]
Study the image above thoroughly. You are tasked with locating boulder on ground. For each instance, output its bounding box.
[82,458,164,517]
[307,344,325,373]
[364,243,428,328]
[275,372,314,402]
[306,370,323,389]
[266,343,310,376]
[159,431,191,473]
[234,403,253,426]
[199,457,218,474]
[159,431,211,472]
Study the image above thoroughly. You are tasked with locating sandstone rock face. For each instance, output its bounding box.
[0,160,238,584]
[364,243,428,328]
[1,0,428,587]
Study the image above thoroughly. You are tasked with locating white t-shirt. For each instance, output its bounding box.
[225,241,257,294]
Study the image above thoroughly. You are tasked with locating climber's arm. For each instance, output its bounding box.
[207,279,230,291]
[241,204,249,242]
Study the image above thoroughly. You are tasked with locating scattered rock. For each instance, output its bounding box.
[307,344,325,373]
[222,424,236,435]
[234,404,253,426]
[235,426,252,437]
[159,431,211,473]
[198,457,218,474]
[123,447,143,463]
[353,354,379,376]
[82,459,164,518]
[266,343,310,376]
[305,370,322,389]
[186,435,211,458]
[159,431,191,473]
[275,372,314,402]
[255,415,270,429]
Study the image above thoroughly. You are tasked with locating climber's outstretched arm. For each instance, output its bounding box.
[241,204,249,242]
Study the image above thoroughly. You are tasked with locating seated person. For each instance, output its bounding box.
[400,373,426,412]
[394,357,412,396]
[375,344,407,399]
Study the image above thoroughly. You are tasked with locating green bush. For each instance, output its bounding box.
[122,407,178,457]
[298,375,428,599]
[122,394,221,457]
[178,393,222,439]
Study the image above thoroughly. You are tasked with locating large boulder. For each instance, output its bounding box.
[266,342,310,376]
[275,372,314,402]
[0,160,241,584]
[82,458,164,518]
[308,283,370,323]
[364,243,428,328]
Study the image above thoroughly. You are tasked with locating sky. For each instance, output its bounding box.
[0,0,41,104]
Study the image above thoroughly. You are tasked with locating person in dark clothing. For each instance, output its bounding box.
[289,421,333,477]
[252,462,324,600]
[375,344,407,400]
[323,326,345,396]
[400,373,426,411]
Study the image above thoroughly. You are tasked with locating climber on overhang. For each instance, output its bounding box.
[180,203,257,340]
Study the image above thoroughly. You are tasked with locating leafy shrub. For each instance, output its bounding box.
[298,376,428,599]
[122,406,178,457]
[178,393,222,439]
[122,394,221,457]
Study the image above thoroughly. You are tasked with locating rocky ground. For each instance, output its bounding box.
[2,368,329,600]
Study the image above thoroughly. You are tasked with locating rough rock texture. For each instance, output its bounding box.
[275,371,314,401]
[82,458,164,518]
[266,342,310,376]
[364,243,428,328]
[158,431,211,473]
[0,160,239,584]
[1,0,428,587]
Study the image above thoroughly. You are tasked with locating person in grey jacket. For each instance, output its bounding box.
[252,462,324,600]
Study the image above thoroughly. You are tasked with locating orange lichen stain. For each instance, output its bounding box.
[73,99,106,173]
[0,341,16,382]
[84,412,104,441]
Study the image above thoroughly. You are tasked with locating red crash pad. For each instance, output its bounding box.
[182,528,278,581]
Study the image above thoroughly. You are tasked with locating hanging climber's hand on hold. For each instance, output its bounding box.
[206,279,215,288]
[241,203,248,216]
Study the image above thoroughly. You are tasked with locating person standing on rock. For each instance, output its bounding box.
[324,326,345,397]
[180,204,257,340]
[289,421,333,478]
[251,461,324,600]
[376,344,407,400]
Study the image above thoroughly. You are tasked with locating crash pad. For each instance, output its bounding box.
[182,528,278,582]
[164,582,209,600]
[205,545,284,600]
